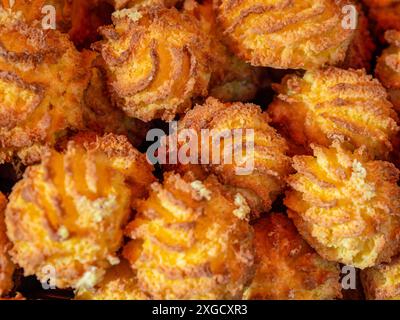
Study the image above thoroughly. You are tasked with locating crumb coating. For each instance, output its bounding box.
[98,6,212,122]
[0,9,93,164]
[5,134,155,289]
[215,0,355,69]
[268,67,399,159]
[177,97,292,216]
[123,172,255,299]
[285,142,400,269]
[245,213,341,300]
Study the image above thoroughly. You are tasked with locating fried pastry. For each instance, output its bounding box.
[0,8,92,165]
[123,172,254,299]
[0,0,72,31]
[184,0,261,102]
[268,67,399,159]
[108,0,179,9]
[5,134,155,289]
[375,30,400,113]
[361,256,400,299]
[97,6,212,122]
[75,259,149,300]
[215,0,355,69]
[83,59,150,146]
[175,97,292,216]
[0,193,14,297]
[1,0,113,48]
[244,213,341,300]
[285,142,400,269]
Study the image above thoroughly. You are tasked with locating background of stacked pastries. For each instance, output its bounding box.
[0,0,400,300]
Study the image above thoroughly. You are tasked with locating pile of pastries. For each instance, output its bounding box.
[0,0,400,300]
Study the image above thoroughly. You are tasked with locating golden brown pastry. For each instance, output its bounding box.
[361,256,400,299]
[75,259,149,300]
[285,142,400,269]
[5,134,155,289]
[1,0,72,32]
[175,97,292,216]
[1,0,113,48]
[215,0,355,69]
[268,67,399,160]
[0,8,92,165]
[0,193,14,297]
[183,0,261,102]
[123,172,255,299]
[108,0,179,9]
[82,59,150,145]
[375,30,400,113]
[97,6,212,122]
[245,213,341,300]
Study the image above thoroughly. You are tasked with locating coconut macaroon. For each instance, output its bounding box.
[0,193,14,297]
[1,0,113,48]
[82,60,151,146]
[107,0,180,9]
[5,134,155,290]
[361,256,400,299]
[214,0,355,69]
[183,0,261,102]
[375,30,400,113]
[97,6,212,122]
[0,0,72,31]
[0,8,93,165]
[123,172,254,299]
[75,259,149,300]
[268,67,399,159]
[245,213,341,300]
[285,142,400,269]
[175,97,292,217]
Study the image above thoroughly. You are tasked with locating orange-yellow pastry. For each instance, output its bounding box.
[0,193,14,297]
[361,256,400,299]
[83,60,150,145]
[97,6,212,122]
[375,30,400,113]
[108,0,179,9]
[75,259,149,300]
[268,67,399,159]
[215,0,355,69]
[285,142,400,269]
[245,213,341,300]
[5,134,155,289]
[1,0,72,32]
[184,0,261,102]
[175,97,292,216]
[123,172,255,299]
[0,8,92,165]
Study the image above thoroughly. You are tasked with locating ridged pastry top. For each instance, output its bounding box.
[215,0,355,69]
[285,142,400,269]
[268,67,399,159]
[123,172,254,299]
[5,134,154,289]
[98,6,212,122]
[0,8,93,164]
